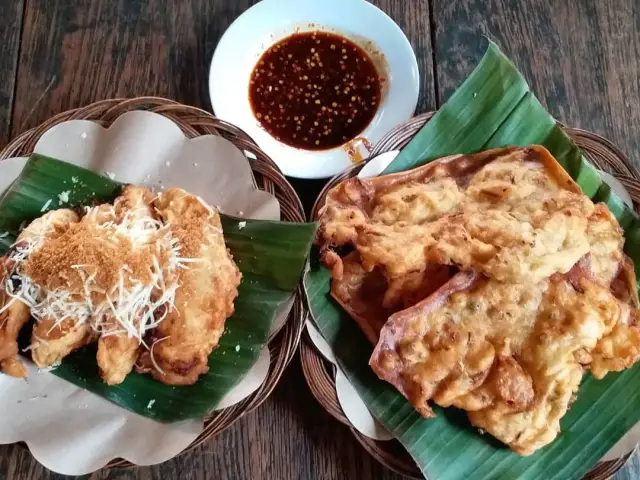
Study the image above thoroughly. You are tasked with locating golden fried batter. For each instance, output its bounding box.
[317,146,640,455]
[330,252,452,344]
[0,209,80,373]
[95,186,157,385]
[0,262,30,377]
[330,252,388,345]
[1,184,241,387]
[370,267,637,455]
[319,146,594,285]
[31,318,92,368]
[138,188,241,385]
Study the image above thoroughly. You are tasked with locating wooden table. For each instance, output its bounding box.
[0,1,639,479]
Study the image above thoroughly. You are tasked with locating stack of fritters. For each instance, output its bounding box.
[317,146,640,455]
[0,186,241,386]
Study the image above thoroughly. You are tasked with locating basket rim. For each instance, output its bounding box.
[302,111,639,479]
[0,96,309,469]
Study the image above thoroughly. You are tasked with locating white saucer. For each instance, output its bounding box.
[209,0,419,179]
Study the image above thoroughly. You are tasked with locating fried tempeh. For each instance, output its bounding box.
[330,252,452,344]
[370,265,640,455]
[318,146,640,456]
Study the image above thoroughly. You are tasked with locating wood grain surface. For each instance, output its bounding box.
[0,0,24,145]
[432,0,640,166]
[1,0,639,478]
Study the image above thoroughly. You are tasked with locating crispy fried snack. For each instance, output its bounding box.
[31,318,92,368]
[96,186,157,385]
[0,209,80,374]
[0,261,30,377]
[318,146,593,285]
[137,188,242,385]
[331,252,452,344]
[370,258,640,455]
[317,146,640,455]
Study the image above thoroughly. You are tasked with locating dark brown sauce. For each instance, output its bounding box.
[249,31,382,151]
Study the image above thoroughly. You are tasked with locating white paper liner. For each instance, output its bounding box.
[0,111,296,473]
[335,369,393,441]
[306,151,640,458]
[0,361,203,476]
[305,318,337,365]
[305,319,391,441]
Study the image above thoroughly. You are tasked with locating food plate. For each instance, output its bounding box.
[0,111,298,475]
[305,148,639,459]
[209,0,419,179]
[304,40,640,479]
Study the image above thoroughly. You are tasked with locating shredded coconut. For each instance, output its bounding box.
[2,201,191,343]
[57,191,71,204]
[40,199,52,212]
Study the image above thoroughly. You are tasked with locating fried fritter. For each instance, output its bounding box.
[330,252,452,344]
[330,252,388,345]
[318,146,594,285]
[0,209,80,373]
[31,318,93,368]
[317,146,640,456]
[370,265,639,455]
[137,188,242,385]
[0,261,30,377]
[95,186,157,385]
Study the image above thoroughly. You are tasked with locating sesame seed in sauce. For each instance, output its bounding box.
[248,31,381,150]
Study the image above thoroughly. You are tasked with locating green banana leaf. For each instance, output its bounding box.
[305,42,640,479]
[0,154,317,422]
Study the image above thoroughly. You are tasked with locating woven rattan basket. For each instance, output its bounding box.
[302,112,638,479]
[0,97,307,469]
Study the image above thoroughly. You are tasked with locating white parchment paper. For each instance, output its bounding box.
[0,111,292,474]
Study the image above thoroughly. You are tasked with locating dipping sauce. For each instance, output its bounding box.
[249,31,382,150]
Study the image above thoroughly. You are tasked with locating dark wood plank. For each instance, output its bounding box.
[0,0,24,145]
[12,0,267,135]
[12,0,435,217]
[12,0,436,141]
[432,0,640,167]
[5,1,431,478]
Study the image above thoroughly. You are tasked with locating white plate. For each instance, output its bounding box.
[209,0,419,179]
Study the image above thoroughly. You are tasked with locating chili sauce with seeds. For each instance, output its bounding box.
[249,31,382,150]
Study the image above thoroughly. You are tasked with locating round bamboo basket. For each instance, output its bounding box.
[0,97,307,469]
[302,112,637,479]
